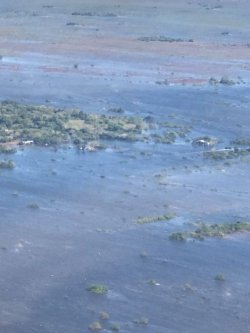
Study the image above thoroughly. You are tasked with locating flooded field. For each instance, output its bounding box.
[0,0,250,332]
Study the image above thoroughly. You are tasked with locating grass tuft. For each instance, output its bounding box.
[86,284,108,295]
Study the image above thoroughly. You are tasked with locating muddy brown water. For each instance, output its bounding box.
[1,0,250,332]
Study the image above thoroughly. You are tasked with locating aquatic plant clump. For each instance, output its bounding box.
[231,138,250,146]
[133,317,149,325]
[88,321,102,331]
[99,311,109,320]
[110,323,121,331]
[0,160,15,169]
[209,76,236,86]
[27,203,40,209]
[214,273,225,281]
[169,221,250,241]
[86,284,108,295]
[136,214,175,224]
[148,279,160,286]
[138,36,193,43]
[0,145,16,154]
[152,131,177,144]
[169,232,186,241]
[204,148,250,160]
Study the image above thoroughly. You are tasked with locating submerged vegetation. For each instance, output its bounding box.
[231,138,250,146]
[0,160,15,169]
[169,221,250,241]
[214,273,225,281]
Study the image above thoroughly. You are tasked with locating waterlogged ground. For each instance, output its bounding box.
[0,0,250,332]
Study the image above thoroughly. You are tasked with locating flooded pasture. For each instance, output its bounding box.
[0,0,250,332]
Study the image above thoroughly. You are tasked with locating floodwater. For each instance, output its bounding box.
[0,0,250,332]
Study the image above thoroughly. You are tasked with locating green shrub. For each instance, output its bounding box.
[86,284,108,295]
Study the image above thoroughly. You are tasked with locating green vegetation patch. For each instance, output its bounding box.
[209,76,236,86]
[86,284,108,295]
[169,221,250,241]
[0,101,148,147]
[138,36,193,43]
[152,131,178,144]
[169,232,187,241]
[0,101,193,149]
[72,11,117,17]
[153,122,192,144]
[136,214,175,224]
[204,148,250,160]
